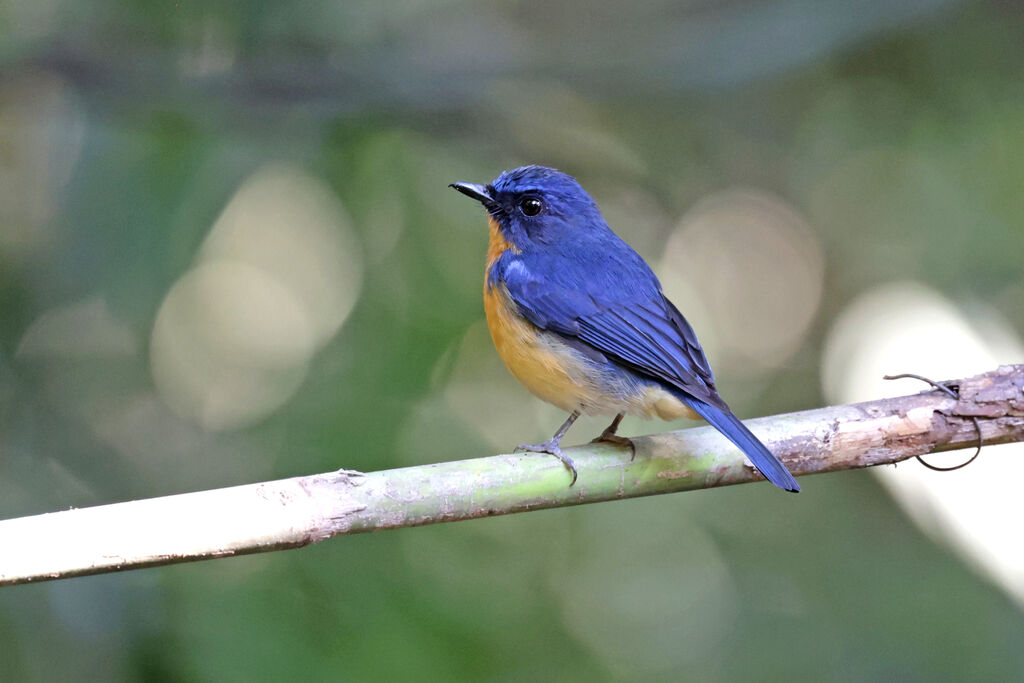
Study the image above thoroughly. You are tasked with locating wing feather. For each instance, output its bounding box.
[499,257,721,406]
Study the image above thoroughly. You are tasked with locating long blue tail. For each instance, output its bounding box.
[685,399,800,492]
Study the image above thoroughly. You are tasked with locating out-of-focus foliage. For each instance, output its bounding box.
[2,0,1024,680]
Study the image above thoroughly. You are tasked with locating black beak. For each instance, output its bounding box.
[449,182,499,213]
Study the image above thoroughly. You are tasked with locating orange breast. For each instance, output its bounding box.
[482,218,584,412]
[484,282,591,413]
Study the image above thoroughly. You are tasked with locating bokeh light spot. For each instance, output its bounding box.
[151,162,362,431]
[151,262,315,431]
[198,162,362,345]
[441,320,543,451]
[18,297,136,359]
[661,188,824,374]
[559,508,738,676]
[822,280,1024,606]
[0,71,83,256]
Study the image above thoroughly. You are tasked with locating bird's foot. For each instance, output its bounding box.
[514,440,578,486]
[590,431,636,460]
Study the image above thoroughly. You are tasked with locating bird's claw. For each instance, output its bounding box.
[514,440,579,486]
[590,431,636,460]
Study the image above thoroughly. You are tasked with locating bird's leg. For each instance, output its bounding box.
[590,413,636,459]
[515,410,581,485]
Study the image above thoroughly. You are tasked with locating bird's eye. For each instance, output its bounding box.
[518,196,544,216]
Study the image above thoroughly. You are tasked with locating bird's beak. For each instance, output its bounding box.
[449,182,499,212]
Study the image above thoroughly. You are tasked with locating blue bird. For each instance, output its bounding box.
[450,166,800,492]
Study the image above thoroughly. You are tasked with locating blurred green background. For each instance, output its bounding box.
[3,0,1024,680]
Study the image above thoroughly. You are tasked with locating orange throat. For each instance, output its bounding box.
[485,216,519,272]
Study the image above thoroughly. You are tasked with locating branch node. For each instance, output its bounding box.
[883,372,983,471]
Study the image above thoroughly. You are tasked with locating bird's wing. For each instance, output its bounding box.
[498,253,801,492]
[500,263,722,407]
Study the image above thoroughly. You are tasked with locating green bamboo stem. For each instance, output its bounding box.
[2,365,1022,587]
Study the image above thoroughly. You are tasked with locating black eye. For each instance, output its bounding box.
[518,196,544,216]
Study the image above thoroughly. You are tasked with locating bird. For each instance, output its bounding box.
[449,165,800,492]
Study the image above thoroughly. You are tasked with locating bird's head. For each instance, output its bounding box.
[450,165,608,251]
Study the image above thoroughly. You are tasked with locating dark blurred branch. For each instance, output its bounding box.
[12,0,959,115]
[2,365,1022,587]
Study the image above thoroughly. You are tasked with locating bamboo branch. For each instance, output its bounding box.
[3,365,1023,587]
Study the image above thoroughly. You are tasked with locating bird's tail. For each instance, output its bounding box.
[684,399,800,493]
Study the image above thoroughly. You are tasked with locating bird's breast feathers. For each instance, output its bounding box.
[484,244,695,420]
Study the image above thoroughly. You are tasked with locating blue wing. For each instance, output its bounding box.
[495,246,720,407]
[493,245,800,492]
